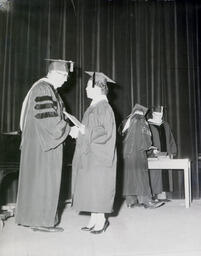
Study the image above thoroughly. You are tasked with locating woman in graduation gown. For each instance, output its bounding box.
[121,104,164,209]
[71,72,117,234]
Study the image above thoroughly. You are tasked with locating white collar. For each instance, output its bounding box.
[41,77,57,88]
[148,118,163,126]
[90,95,108,106]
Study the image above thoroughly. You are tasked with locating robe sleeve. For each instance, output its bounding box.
[137,121,152,151]
[165,122,177,156]
[90,107,114,145]
[32,84,70,151]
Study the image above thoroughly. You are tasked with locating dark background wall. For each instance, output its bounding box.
[0,0,200,202]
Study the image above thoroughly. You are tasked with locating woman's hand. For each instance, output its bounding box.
[69,126,79,139]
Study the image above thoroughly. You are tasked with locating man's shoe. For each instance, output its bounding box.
[160,198,171,203]
[31,226,64,232]
[143,201,165,209]
[127,203,135,208]
[46,227,64,232]
[127,203,144,208]
[152,196,171,203]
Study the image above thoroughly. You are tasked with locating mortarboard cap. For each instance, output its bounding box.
[151,106,164,113]
[45,59,74,73]
[85,71,115,87]
[131,103,148,116]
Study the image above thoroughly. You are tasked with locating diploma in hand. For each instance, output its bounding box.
[63,111,83,128]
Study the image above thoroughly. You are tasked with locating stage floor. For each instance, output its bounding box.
[1,199,201,256]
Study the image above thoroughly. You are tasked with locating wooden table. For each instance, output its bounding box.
[148,158,191,208]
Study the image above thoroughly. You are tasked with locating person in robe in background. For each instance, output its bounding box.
[121,104,164,209]
[15,59,76,232]
[70,72,117,234]
[148,106,177,201]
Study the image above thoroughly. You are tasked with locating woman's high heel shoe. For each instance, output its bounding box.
[81,225,94,231]
[90,221,109,234]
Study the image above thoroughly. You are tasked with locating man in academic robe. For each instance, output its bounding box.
[15,59,75,232]
[122,104,164,209]
[148,106,177,200]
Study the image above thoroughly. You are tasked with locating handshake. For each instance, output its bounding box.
[69,125,85,139]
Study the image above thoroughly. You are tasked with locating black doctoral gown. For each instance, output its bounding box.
[123,115,152,196]
[149,121,177,194]
[15,80,70,227]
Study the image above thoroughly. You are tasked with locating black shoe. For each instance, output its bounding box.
[152,197,171,203]
[81,226,94,231]
[127,203,144,208]
[143,201,165,209]
[31,226,64,232]
[90,221,109,234]
[159,199,171,203]
[127,203,136,208]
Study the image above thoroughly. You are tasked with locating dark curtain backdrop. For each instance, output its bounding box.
[0,0,200,201]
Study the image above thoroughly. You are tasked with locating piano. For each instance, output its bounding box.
[0,132,20,186]
[0,132,20,228]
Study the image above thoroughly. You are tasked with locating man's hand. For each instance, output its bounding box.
[153,149,160,155]
[148,146,159,155]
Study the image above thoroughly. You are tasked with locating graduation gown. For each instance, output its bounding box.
[72,100,117,213]
[149,121,177,194]
[123,115,152,196]
[15,80,70,227]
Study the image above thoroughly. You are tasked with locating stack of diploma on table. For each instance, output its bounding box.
[148,151,169,160]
